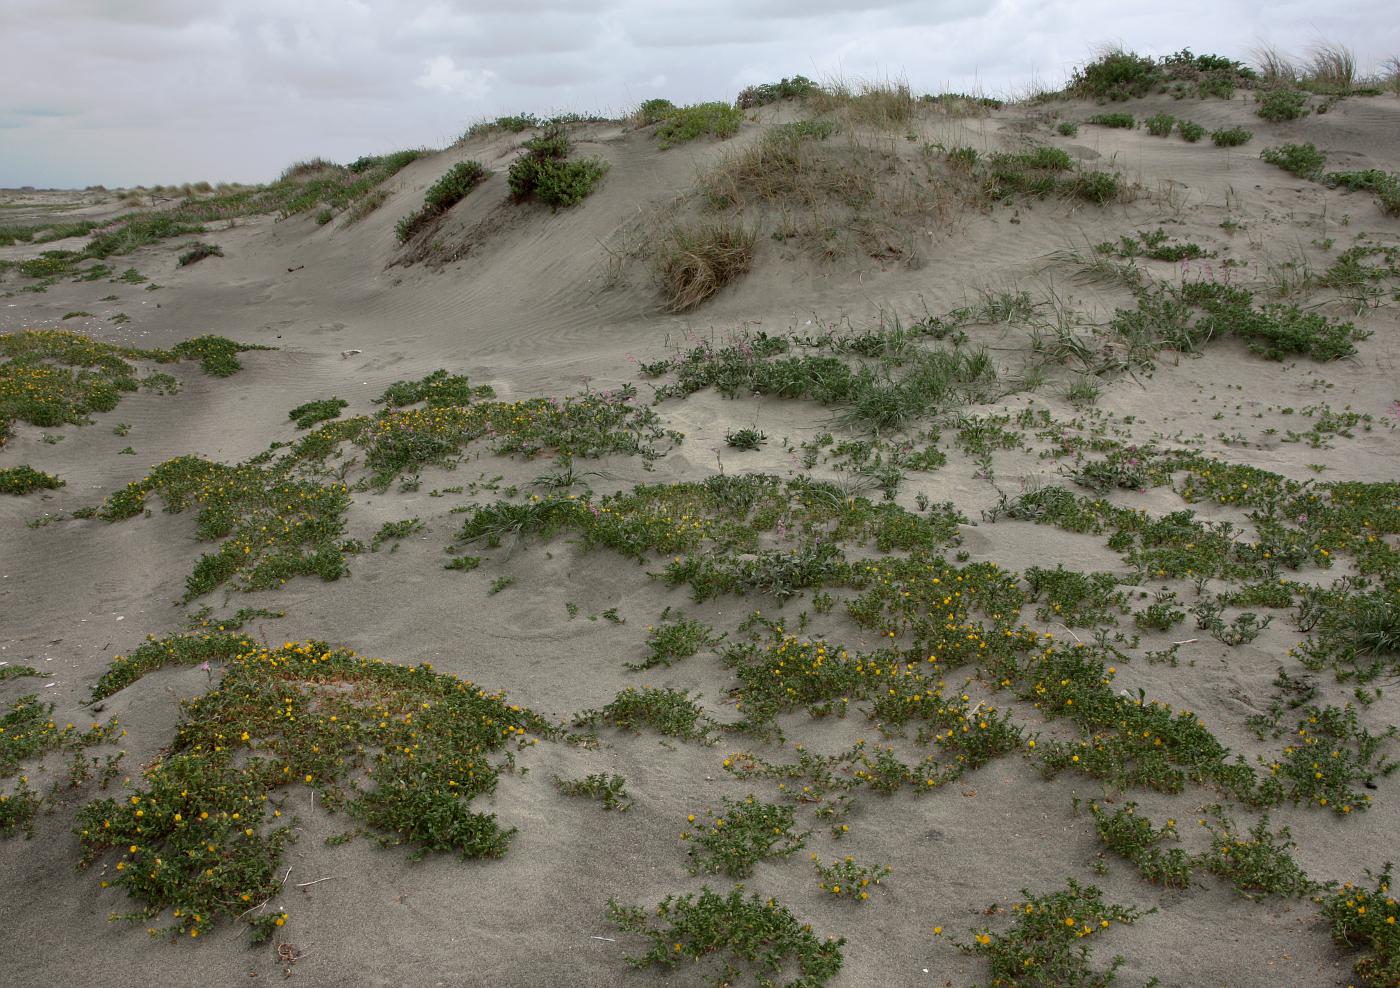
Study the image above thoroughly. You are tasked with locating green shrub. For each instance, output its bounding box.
[1260,143,1326,180]
[609,886,844,986]
[736,75,820,109]
[1257,88,1310,122]
[1071,50,1160,100]
[1088,112,1136,129]
[1320,862,1400,986]
[654,102,743,148]
[177,242,223,267]
[0,466,64,495]
[1212,126,1253,147]
[1178,120,1206,142]
[507,127,608,207]
[1056,120,1079,137]
[1145,112,1176,137]
[636,98,676,124]
[395,160,490,243]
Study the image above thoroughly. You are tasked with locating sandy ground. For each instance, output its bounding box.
[2,90,1399,987]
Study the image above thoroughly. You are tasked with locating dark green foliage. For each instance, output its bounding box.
[1144,113,1176,137]
[77,638,551,936]
[87,215,208,258]
[1260,143,1327,180]
[1057,121,1080,137]
[177,242,223,266]
[1070,50,1160,100]
[1256,88,1310,122]
[1087,113,1135,129]
[574,687,713,741]
[636,98,677,124]
[288,397,348,429]
[1090,802,1192,887]
[1200,814,1313,897]
[507,127,608,208]
[683,795,807,877]
[1320,862,1400,987]
[962,879,1152,986]
[552,773,632,811]
[168,335,267,377]
[1178,120,1206,142]
[1097,228,1211,262]
[395,160,489,243]
[608,885,844,987]
[374,369,495,408]
[736,75,820,108]
[1211,127,1253,147]
[0,465,64,495]
[654,102,744,148]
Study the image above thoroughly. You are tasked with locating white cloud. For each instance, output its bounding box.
[0,0,1396,186]
[416,55,496,100]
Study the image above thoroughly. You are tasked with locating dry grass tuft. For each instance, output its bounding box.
[279,158,340,182]
[1386,56,1400,95]
[699,129,878,211]
[653,221,756,312]
[1252,44,1298,87]
[1306,42,1357,91]
[810,77,917,129]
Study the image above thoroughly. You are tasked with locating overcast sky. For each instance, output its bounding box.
[2,0,1394,188]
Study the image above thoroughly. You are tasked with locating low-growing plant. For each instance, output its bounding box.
[76,638,552,938]
[681,795,808,877]
[1199,813,1313,898]
[507,127,608,208]
[1057,121,1080,137]
[960,878,1153,986]
[176,242,223,267]
[574,687,713,741]
[287,396,348,429]
[1089,802,1192,887]
[608,885,844,986]
[395,160,489,243]
[812,854,891,903]
[1212,126,1253,147]
[0,465,64,495]
[1144,113,1176,137]
[1178,119,1206,142]
[725,427,767,450]
[1321,862,1400,986]
[1256,88,1310,122]
[1088,113,1135,129]
[654,102,744,148]
[552,772,632,811]
[736,75,821,108]
[631,615,722,670]
[1260,143,1327,180]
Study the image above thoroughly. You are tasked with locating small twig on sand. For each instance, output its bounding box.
[1172,638,1198,646]
[295,876,339,889]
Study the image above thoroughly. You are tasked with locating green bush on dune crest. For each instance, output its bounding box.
[653,102,744,148]
[507,126,608,207]
[395,160,490,243]
[1069,47,1256,101]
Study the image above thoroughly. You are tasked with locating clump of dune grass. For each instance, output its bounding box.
[653,221,755,311]
[1253,44,1298,87]
[698,125,877,210]
[1305,42,1356,93]
[809,77,916,129]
